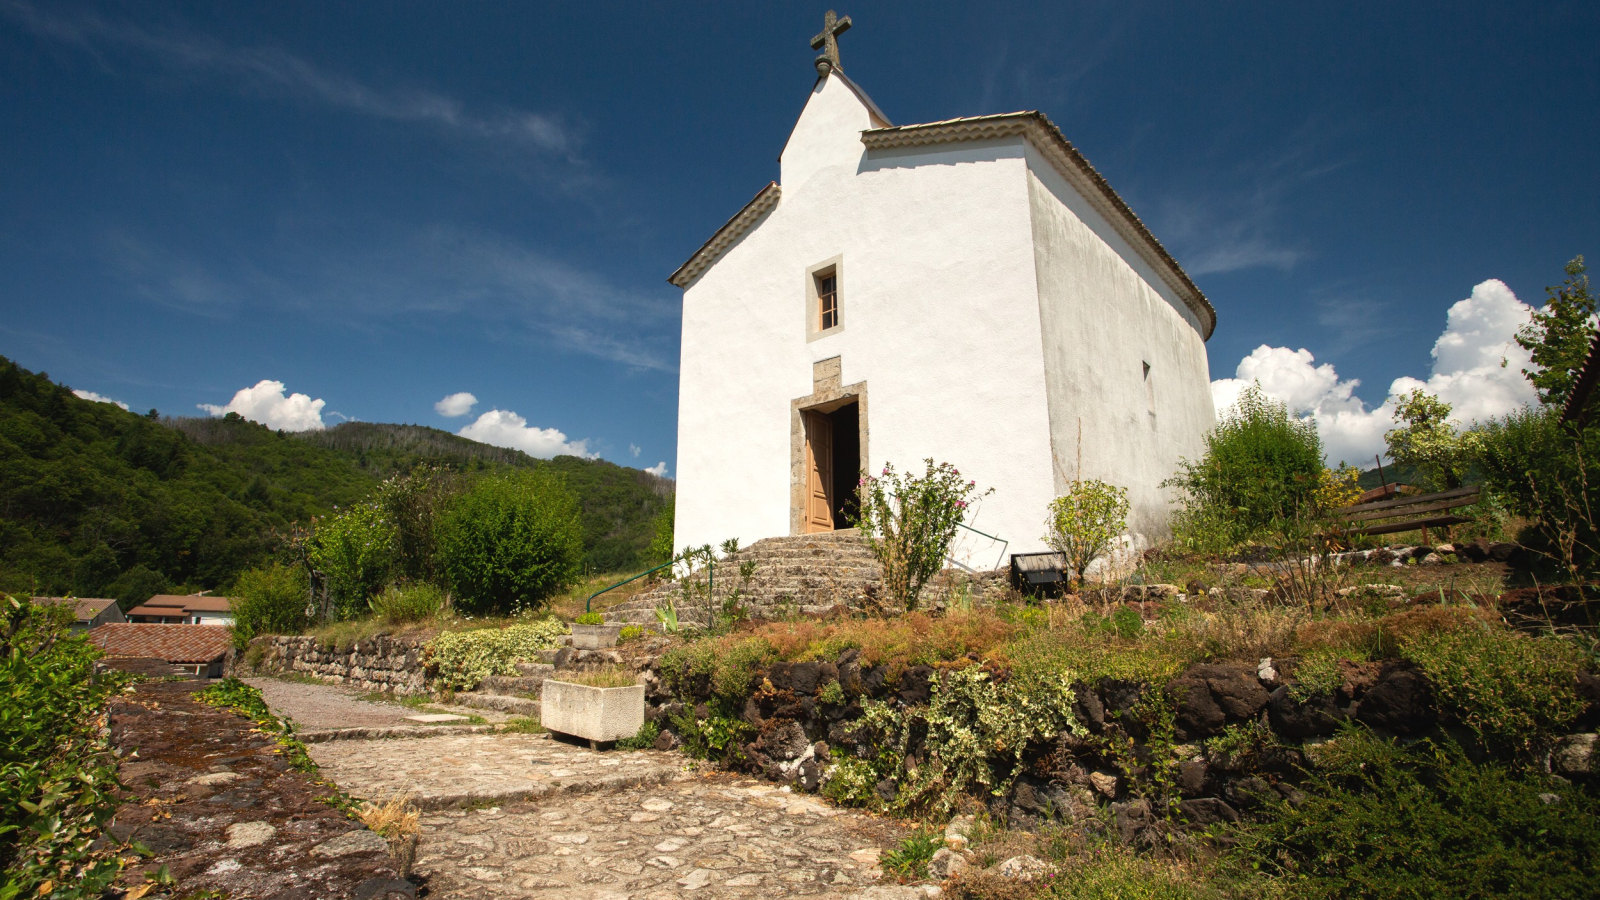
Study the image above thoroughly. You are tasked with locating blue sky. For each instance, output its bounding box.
[2,1,1597,472]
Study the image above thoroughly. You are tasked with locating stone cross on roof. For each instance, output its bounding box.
[810,9,852,75]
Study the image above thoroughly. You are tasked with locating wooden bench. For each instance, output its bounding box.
[1328,485,1482,544]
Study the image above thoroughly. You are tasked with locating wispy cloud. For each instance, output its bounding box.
[101,224,678,371]
[2,1,575,154]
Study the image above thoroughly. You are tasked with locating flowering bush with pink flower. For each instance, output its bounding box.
[852,459,992,612]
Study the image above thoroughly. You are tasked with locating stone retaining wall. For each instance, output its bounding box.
[237,635,430,695]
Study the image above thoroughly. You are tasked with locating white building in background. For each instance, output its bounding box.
[669,20,1217,563]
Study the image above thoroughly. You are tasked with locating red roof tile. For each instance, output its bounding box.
[33,597,119,623]
[87,624,232,664]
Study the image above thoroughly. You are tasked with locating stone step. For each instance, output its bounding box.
[479,674,550,696]
[455,692,541,717]
[516,661,556,677]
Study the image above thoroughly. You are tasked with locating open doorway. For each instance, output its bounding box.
[801,399,861,532]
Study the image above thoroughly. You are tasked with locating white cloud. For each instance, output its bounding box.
[72,389,129,411]
[644,461,669,478]
[433,392,478,418]
[629,443,642,458]
[1211,279,1539,466]
[457,409,597,459]
[198,379,327,431]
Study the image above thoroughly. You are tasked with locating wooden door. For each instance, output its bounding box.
[804,411,834,533]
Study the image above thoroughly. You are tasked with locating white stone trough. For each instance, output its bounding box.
[540,679,644,748]
[569,624,622,650]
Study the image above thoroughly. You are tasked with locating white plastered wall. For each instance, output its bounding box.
[1023,143,1216,542]
[675,73,1061,561]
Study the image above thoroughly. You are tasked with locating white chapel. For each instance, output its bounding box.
[669,13,1218,564]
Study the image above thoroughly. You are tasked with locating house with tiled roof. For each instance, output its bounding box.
[88,623,233,678]
[126,594,235,626]
[32,596,126,631]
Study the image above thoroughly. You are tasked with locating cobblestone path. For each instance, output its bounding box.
[309,732,687,809]
[268,681,918,899]
[411,776,909,899]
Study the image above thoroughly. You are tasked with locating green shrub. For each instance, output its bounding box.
[1166,385,1324,550]
[309,501,396,618]
[368,582,448,625]
[618,624,647,643]
[435,471,584,615]
[0,597,128,899]
[425,619,569,691]
[880,828,942,881]
[1477,405,1600,576]
[1401,625,1584,755]
[1045,479,1130,582]
[616,720,660,750]
[574,611,605,626]
[854,459,993,611]
[659,635,776,707]
[230,563,311,649]
[851,665,1084,817]
[1235,733,1600,899]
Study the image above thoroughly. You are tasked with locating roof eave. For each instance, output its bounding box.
[667,182,783,288]
[860,111,1217,340]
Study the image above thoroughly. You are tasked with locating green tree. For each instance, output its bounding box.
[1044,480,1130,583]
[1166,384,1324,550]
[229,563,311,649]
[1384,391,1482,490]
[1515,256,1594,409]
[377,464,456,583]
[435,471,584,615]
[646,503,675,566]
[307,502,395,619]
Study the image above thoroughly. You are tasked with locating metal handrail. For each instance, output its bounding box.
[585,560,674,614]
[952,520,1009,572]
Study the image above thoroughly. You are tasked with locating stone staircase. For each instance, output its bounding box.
[454,660,553,717]
[601,532,885,626]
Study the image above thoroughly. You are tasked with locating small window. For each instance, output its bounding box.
[817,269,839,331]
[806,256,844,341]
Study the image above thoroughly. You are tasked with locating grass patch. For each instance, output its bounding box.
[501,716,547,734]
[551,665,638,689]
[881,828,943,882]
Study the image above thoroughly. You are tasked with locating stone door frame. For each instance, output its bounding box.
[791,356,868,536]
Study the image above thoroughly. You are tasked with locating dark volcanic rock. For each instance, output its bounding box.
[1179,797,1240,826]
[1267,685,1347,738]
[1072,682,1106,733]
[1355,661,1436,734]
[898,666,934,706]
[789,661,823,695]
[1166,663,1270,739]
[1168,676,1226,738]
[1177,759,1208,796]
[1577,671,1600,730]
[995,775,1083,828]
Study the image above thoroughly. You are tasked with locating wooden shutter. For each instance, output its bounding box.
[804,412,834,533]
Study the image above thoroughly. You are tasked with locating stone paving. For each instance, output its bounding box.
[411,776,910,900]
[273,679,919,900]
[309,732,688,809]
[246,676,513,731]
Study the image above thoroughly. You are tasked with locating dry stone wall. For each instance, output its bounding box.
[238,635,429,695]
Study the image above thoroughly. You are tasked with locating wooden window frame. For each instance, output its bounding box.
[805,255,844,341]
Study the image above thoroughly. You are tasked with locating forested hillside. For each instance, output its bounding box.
[0,355,671,601]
